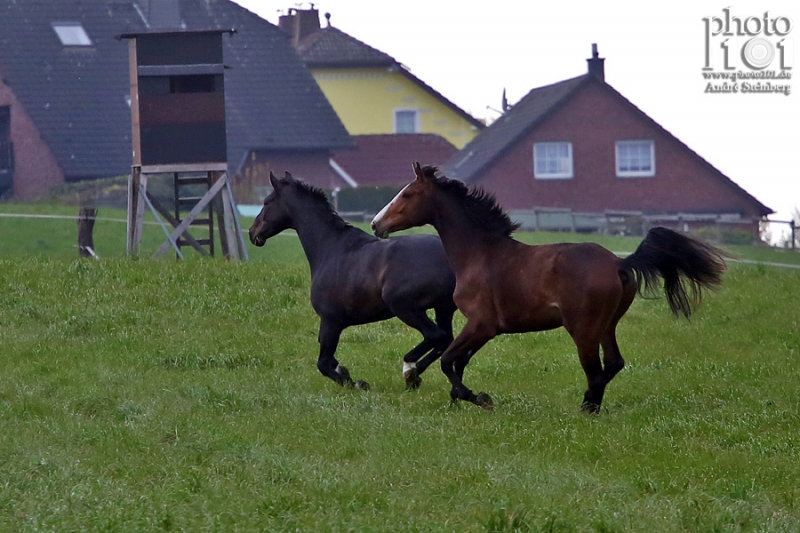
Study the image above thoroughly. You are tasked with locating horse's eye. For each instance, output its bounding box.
[401,190,413,199]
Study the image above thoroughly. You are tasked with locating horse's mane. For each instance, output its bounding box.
[284,176,351,231]
[421,166,521,237]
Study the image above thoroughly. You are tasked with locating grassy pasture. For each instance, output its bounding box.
[1,204,799,531]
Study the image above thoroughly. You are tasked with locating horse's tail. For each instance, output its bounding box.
[620,227,727,319]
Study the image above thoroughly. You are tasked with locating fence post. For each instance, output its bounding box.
[78,207,98,258]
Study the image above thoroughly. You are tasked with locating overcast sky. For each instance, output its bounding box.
[232,0,798,237]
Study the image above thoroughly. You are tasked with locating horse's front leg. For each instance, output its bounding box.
[317,319,369,390]
[440,322,492,409]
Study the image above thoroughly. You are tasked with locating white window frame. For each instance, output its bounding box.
[52,22,92,47]
[393,108,419,134]
[616,140,655,177]
[533,142,573,179]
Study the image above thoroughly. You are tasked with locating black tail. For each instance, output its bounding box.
[621,227,727,318]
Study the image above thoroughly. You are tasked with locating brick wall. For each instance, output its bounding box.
[0,78,64,199]
[480,82,766,220]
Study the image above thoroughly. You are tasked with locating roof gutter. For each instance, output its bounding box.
[329,158,359,188]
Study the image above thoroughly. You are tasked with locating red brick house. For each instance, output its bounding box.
[441,46,772,237]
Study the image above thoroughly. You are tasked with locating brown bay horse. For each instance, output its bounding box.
[371,163,726,412]
[249,172,457,390]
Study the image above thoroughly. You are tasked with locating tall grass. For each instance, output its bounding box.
[0,204,799,531]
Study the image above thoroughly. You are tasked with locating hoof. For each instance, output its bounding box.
[404,368,422,390]
[354,380,370,391]
[581,401,601,414]
[476,392,494,411]
[336,365,352,382]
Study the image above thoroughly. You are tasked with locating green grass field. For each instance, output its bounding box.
[1,204,799,532]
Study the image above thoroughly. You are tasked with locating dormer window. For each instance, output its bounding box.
[52,23,92,47]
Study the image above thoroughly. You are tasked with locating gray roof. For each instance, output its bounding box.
[295,24,484,131]
[0,0,352,181]
[442,75,588,182]
[297,26,395,69]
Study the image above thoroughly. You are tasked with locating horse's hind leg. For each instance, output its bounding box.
[409,305,456,382]
[574,338,607,413]
[317,319,369,390]
[576,327,626,412]
[601,327,625,383]
[601,281,635,383]
[392,307,452,390]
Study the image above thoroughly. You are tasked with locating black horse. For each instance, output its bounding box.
[248,172,457,390]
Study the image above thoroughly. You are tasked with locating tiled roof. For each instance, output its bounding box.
[331,134,458,187]
[0,0,147,180]
[442,75,589,183]
[296,26,395,68]
[295,24,484,130]
[0,0,352,180]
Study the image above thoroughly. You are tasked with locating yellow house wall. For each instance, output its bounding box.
[311,67,479,149]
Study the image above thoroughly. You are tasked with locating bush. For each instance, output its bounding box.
[690,225,754,245]
[334,186,403,214]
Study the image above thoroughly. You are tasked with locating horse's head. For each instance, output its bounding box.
[248,171,294,246]
[372,162,437,238]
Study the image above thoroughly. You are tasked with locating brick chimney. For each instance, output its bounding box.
[278,11,295,35]
[278,7,321,46]
[587,43,605,82]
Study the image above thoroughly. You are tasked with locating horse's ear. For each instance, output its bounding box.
[269,171,280,190]
[413,162,435,182]
[412,162,423,180]
[284,171,293,181]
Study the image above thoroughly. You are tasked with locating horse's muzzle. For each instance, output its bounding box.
[371,222,389,239]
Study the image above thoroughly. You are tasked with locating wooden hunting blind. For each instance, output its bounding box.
[119,29,247,259]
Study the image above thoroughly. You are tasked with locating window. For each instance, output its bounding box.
[533,142,573,179]
[52,23,92,47]
[616,140,655,177]
[394,109,419,134]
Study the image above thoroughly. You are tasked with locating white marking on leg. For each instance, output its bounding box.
[402,361,417,377]
[372,184,408,226]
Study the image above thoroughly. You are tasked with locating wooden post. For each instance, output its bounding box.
[78,207,98,258]
[225,177,249,260]
[126,167,140,254]
[211,171,232,258]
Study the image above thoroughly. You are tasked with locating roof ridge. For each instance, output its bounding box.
[596,82,773,215]
[443,74,589,181]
